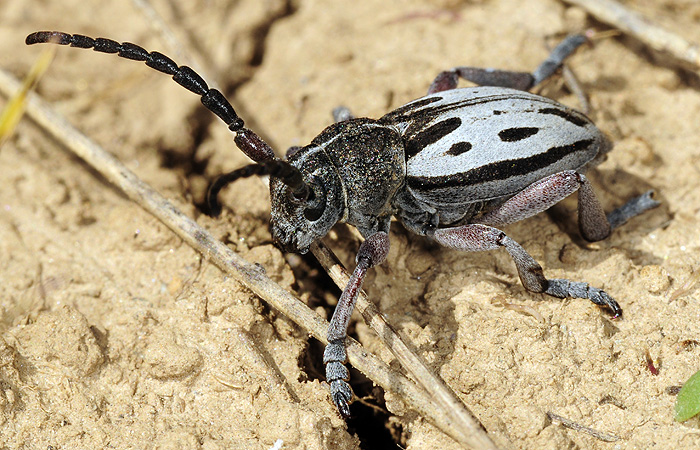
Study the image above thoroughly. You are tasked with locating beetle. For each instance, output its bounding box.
[26,31,659,417]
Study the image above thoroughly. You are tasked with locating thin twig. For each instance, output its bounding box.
[561,0,700,71]
[236,326,300,403]
[0,67,498,450]
[669,269,700,301]
[490,295,545,323]
[561,65,590,115]
[311,241,491,446]
[547,411,620,442]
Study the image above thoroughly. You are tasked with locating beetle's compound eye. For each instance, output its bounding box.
[301,180,325,222]
[303,206,324,222]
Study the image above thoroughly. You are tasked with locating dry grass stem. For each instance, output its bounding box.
[561,0,700,71]
[547,411,620,442]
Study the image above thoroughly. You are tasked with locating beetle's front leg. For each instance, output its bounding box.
[432,224,622,316]
[324,232,390,417]
[428,34,588,94]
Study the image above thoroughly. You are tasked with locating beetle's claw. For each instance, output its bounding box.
[330,380,353,418]
[591,289,622,319]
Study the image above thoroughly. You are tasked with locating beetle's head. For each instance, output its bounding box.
[269,146,344,253]
[207,146,345,254]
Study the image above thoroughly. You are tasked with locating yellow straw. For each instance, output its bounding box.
[0,46,55,145]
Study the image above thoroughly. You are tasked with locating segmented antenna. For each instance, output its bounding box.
[207,160,310,217]
[25,31,275,162]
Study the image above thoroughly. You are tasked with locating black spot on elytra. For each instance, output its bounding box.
[405,117,462,159]
[492,110,503,115]
[498,127,540,142]
[445,141,472,156]
[538,107,588,127]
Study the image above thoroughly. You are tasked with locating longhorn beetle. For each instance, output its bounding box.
[27,31,659,417]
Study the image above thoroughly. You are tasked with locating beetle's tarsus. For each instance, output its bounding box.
[428,34,588,94]
[531,34,588,87]
[331,383,353,418]
[546,280,622,317]
[332,106,354,123]
[607,190,660,230]
[325,340,353,417]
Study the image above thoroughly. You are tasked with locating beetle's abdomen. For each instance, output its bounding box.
[382,87,608,207]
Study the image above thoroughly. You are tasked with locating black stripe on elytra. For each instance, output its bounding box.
[538,107,588,127]
[405,117,462,159]
[498,127,539,142]
[382,92,542,124]
[408,139,593,191]
[445,141,472,156]
[384,96,443,118]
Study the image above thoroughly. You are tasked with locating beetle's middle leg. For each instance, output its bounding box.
[428,34,588,94]
[432,223,622,316]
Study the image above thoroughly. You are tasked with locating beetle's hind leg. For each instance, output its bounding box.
[431,171,658,316]
[606,190,658,231]
[432,223,622,316]
[474,170,659,242]
[428,34,588,94]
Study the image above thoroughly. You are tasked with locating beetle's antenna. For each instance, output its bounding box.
[207,160,310,216]
[25,31,275,162]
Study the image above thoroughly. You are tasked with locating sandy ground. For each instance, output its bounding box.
[1,0,700,449]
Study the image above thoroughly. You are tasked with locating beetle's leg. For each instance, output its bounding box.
[477,171,586,227]
[324,232,390,417]
[432,224,622,316]
[428,34,588,94]
[606,190,658,231]
[332,106,355,123]
[475,170,659,241]
[577,182,659,242]
[428,68,534,94]
[285,146,303,159]
[530,34,589,88]
[477,170,614,241]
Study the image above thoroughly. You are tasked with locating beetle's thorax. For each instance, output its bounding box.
[309,118,406,237]
[269,118,406,252]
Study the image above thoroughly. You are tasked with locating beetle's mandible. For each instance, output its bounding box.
[26,31,659,418]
